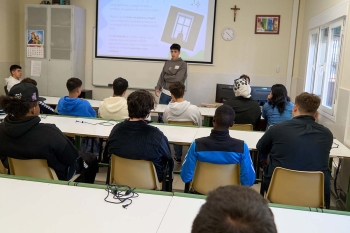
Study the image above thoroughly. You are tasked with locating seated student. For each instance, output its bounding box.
[5,65,22,92]
[57,77,96,117]
[224,78,261,130]
[107,89,174,182]
[192,185,277,233]
[0,83,79,180]
[21,78,56,115]
[98,77,128,120]
[257,92,333,208]
[239,74,250,84]
[262,84,294,129]
[163,81,202,163]
[181,105,255,186]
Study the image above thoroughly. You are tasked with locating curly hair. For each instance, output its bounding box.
[295,92,320,114]
[0,95,37,119]
[127,90,155,119]
[268,84,290,114]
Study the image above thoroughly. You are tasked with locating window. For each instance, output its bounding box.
[171,13,194,42]
[304,18,344,118]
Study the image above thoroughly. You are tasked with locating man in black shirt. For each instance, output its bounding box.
[257,92,333,208]
[224,78,261,130]
[107,90,173,183]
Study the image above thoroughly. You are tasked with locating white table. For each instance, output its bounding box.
[0,177,173,233]
[38,115,350,157]
[42,96,101,108]
[158,196,350,233]
[153,104,214,117]
[194,127,264,150]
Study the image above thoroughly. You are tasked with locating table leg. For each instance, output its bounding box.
[75,136,81,151]
[346,177,350,211]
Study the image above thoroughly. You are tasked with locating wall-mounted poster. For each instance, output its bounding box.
[255,15,280,34]
[27,30,44,45]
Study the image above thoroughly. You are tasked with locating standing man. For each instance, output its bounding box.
[5,65,22,93]
[155,43,187,122]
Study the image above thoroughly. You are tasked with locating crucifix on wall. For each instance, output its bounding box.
[231,5,240,22]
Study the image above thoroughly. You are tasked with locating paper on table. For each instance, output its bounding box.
[31,61,42,77]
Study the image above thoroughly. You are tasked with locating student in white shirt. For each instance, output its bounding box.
[5,65,22,92]
[98,77,129,120]
[163,81,202,163]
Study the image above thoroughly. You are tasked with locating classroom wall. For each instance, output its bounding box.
[0,0,20,96]
[56,0,294,103]
[293,0,350,144]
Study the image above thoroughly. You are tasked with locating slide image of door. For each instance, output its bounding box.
[171,13,194,43]
[161,6,204,51]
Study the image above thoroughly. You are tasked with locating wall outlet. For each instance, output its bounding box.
[276,65,280,73]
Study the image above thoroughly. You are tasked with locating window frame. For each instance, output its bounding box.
[304,17,345,121]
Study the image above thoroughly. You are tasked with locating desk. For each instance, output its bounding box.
[42,96,101,108]
[194,127,264,150]
[2,176,349,233]
[0,177,173,233]
[39,115,350,158]
[153,104,214,117]
[158,196,350,233]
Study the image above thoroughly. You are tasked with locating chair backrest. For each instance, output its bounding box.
[0,160,8,174]
[266,167,324,208]
[230,124,253,131]
[191,161,240,195]
[8,158,58,180]
[110,155,161,190]
[168,121,195,126]
[4,85,8,95]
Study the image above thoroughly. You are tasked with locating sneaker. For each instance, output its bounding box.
[174,157,182,164]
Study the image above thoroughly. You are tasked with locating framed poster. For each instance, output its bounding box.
[255,15,280,34]
[27,30,44,45]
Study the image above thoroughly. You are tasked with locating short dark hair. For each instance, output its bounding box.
[240,74,250,83]
[213,105,235,128]
[0,96,37,119]
[21,78,37,86]
[192,185,277,233]
[10,65,21,75]
[169,82,185,99]
[66,77,82,92]
[113,77,128,96]
[170,43,181,51]
[127,90,155,119]
[295,92,320,114]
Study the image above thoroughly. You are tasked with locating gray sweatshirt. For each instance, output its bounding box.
[155,58,187,90]
[163,100,202,126]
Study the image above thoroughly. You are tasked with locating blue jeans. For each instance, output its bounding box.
[158,92,182,159]
[158,92,172,123]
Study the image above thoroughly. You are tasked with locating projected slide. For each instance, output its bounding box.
[96,0,216,63]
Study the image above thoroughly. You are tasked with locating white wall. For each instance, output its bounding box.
[293,0,350,144]
[0,0,20,95]
[57,0,294,103]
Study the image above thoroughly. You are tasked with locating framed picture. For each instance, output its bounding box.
[255,15,280,34]
[27,30,44,45]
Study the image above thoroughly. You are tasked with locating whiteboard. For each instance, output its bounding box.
[93,28,168,89]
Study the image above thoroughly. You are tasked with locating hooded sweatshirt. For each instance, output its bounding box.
[0,116,79,180]
[98,96,128,120]
[5,76,21,92]
[163,100,202,126]
[155,58,187,92]
[57,96,96,117]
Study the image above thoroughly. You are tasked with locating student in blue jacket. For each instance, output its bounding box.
[57,78,96,117]
[181,105,256,186]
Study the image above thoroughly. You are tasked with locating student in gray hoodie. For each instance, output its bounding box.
[155,43,187,123]
[163,82,201,163]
